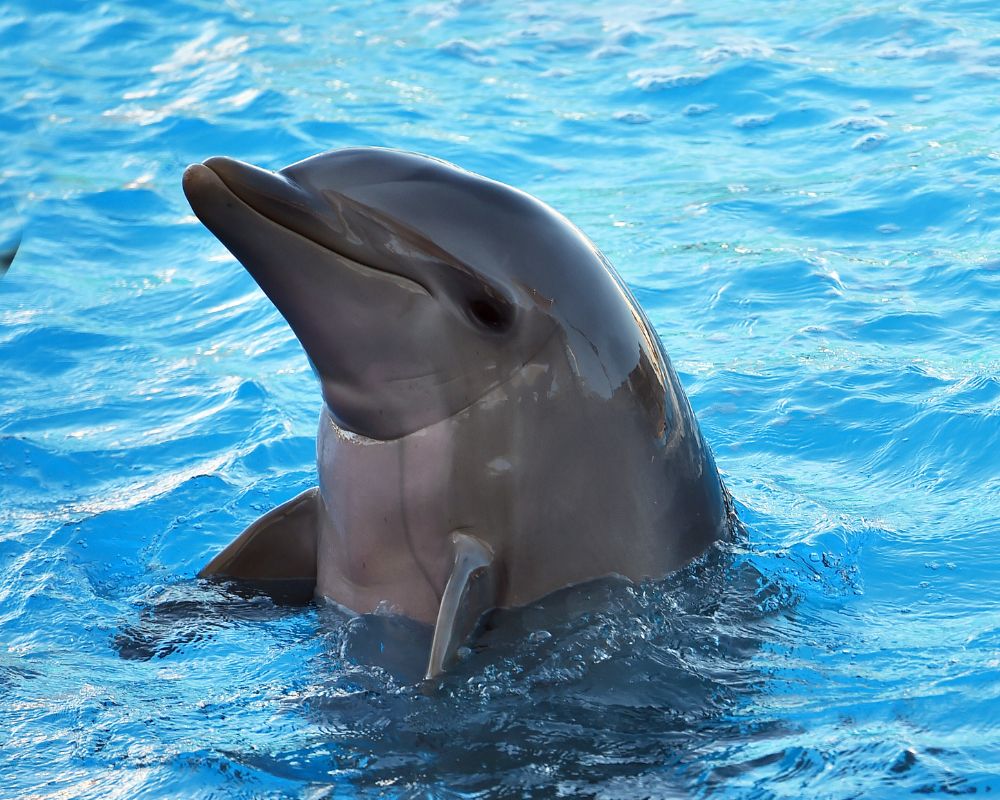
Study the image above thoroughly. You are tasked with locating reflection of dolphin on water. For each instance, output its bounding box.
[182,147,736,679]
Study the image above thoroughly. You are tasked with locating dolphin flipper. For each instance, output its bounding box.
[199,487,319,596]
[0,234,20,279]
[425,532,496,680]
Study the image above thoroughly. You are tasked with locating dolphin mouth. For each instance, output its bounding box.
[183,158,431,295]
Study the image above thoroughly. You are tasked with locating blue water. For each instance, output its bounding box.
[2,0,999,796]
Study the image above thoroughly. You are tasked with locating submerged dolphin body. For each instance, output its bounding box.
[182,148,734,678]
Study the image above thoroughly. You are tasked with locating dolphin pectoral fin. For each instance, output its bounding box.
[424,532,497,680]
[198,487,319,594]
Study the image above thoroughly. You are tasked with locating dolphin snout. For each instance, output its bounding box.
[185,156,352,258]
[200,157,312,215]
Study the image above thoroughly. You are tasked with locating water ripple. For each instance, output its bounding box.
[1,0,999,797]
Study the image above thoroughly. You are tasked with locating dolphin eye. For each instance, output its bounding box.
[467,295,513,332]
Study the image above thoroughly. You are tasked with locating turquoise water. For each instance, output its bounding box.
[2,0,999,796]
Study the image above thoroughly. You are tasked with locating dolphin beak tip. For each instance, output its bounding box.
[182,163,230,212]
[182,162,209,194]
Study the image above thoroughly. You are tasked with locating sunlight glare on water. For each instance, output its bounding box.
[1,0,999,797]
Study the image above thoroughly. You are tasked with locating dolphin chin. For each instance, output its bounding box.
[185,146,735,680]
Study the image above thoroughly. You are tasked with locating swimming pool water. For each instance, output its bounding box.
[1,0,998,797]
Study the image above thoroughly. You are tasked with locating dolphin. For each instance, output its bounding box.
[0,233,19,278]
[181,147,735,679]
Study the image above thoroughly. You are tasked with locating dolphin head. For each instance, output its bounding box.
[183,147,651,439]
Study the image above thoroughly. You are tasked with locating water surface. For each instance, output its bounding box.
[1,0,999,797]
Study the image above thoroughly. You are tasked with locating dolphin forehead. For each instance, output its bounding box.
[281,148,598,287]
[282,148,521,208]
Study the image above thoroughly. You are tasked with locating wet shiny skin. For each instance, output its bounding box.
[184,148,733,625]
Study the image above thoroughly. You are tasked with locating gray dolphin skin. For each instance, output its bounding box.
[0,234,19,278]
[181,147,735,679]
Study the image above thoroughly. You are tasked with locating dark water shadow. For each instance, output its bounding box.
[113,534,801,796]
[113,578,314,661]
[271,542,801,797]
